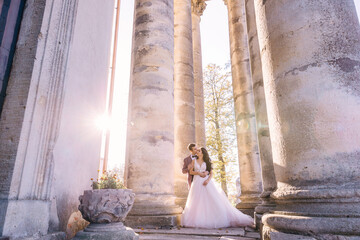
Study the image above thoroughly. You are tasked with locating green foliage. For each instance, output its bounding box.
[92,170,126,190]
[203,63,238,200]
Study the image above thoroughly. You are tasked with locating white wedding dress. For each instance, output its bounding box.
[181,160,254,228]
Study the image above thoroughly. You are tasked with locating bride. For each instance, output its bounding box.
[181,147,254,228]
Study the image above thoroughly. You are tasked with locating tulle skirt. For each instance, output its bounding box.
[181,175,254,228]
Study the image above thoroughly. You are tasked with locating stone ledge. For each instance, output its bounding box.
[263,214,360,235]
[269,232,316,240]
[139,235,257,240]
[125,215,181,229]
[12,232,66,240]
[139,235,218,240]
[134,227,260,240]
[134,227,246,236]
[73,227,138,240]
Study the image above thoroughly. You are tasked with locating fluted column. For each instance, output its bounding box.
[255,0,360,238]
[192,0,206,147]
[225,0,262,216]
[174,0,195,208]
[125,0,182,227]
[244,0,277,228]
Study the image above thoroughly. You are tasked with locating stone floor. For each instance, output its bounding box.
[134,227,260,240]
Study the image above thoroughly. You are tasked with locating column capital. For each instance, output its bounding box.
[191,0,207,16]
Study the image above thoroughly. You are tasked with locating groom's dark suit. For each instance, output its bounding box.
[182,155,193,189]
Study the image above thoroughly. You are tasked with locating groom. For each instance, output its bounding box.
[182,143,208,189]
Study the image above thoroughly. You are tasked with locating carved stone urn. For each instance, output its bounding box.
[73,189,139,240]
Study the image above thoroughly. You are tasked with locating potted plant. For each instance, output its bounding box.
[73,170,139,240]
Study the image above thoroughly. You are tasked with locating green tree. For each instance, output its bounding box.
[203,63,237,196]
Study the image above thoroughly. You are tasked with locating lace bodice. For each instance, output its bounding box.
[194,160,206,173]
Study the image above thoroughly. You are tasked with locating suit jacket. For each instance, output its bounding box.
[182,155,193,189]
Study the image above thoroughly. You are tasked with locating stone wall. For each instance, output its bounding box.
[0,0,115,238]
[53,0,115,232]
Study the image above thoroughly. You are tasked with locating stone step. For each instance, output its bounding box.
[134,227,260,240]
[134,227,245,237]
[139,234,257,240]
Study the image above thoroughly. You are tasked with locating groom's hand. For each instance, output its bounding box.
[204,171,209,175]
[199,172,206,178]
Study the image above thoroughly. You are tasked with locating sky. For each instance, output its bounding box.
[107,0,360,170]
[107,0,133,170]
[200,1,230,67]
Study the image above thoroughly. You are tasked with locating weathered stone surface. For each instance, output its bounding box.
[125,0,182,227]
[134,227,259,240]
[244,231,261,239]
[244,0,276,222]
[255,0,360,192]
[174,0,196,208]
[73,223,138,240]
[0,1,24,113]
[74,230,138,240]
[318,235,360,240]
[254,0,360,235]
[17,232,66,240]
[134,227,246,236]
[139,235,219,240]
[78,189,135,223]
[139,237,256,240]
[0,0,79,238]
[53,0,115,232]
[225,0,262,215]
[263,214,360,236]
[0,0,46,206]
[269,232,316,240]
[125,215,180,229]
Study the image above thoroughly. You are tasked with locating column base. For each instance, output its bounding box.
[262,229,317,240]
[262,186,360,237]
[73,223,138,240]
[125,193,183,228]
[254,196,276,230]
[263,212,360,237]
[263,225,360,240]
[236,194,262,217]
[236,203,257,217]
[1,199,51,238]
[254,200,276,238]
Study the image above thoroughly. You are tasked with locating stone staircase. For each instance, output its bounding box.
[134,227,260,240]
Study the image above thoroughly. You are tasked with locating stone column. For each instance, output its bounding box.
[174,0,195,208]
[244,0,277,228]
[125,0,182,228]
[225,0,262,216]
[192,0,206,147]
[254,0,360,238]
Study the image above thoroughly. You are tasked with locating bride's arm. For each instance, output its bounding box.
[203,170,213,186]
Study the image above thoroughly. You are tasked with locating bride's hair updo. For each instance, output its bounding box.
[201,147,213,172]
